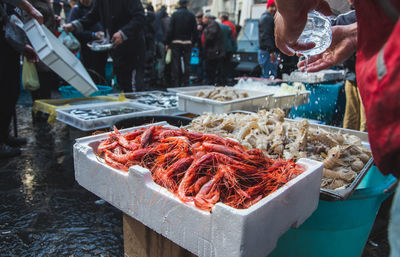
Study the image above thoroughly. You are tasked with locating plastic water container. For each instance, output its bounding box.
[296,11,332,57]
[59,85,112,99]
[269,166,397,257]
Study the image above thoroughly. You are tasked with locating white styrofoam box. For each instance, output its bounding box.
[74,124,323,257]
[167,85,216,93]
[56,102,163,131]
[24,19,97,97]
[177,89,274,115]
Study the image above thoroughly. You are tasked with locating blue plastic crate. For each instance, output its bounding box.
[289,83,345,124]
[59,85,113,99]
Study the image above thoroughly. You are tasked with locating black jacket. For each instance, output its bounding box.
[203,20,226,60]
[258,11,277,52]
[166,6,197,45]
[67,2,103,44]
[77,0,145,66]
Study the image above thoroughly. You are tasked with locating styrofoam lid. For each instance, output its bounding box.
[24,19,98,96]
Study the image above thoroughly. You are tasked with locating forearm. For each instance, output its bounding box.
[344,22,357,52]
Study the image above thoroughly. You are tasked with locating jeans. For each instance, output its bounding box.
[258,50,278,79]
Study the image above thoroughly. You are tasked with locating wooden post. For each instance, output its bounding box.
[123,214,197,257]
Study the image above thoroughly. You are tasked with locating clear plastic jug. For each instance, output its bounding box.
[296,11,332,57]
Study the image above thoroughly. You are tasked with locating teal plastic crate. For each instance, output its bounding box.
[289,83,345,124]
[59,85,112,99]
[269,166,397,257]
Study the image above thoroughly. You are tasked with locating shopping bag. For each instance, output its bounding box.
[58,29,80,53]
[0,4,26,53]
[22,57,40,91]
[165,48,172,64]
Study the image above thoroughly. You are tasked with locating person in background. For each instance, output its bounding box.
[166,0,197,87]
[219,21,237,85]
[194,11,205,83]
[68,0,76,9]
[258,0,278,79]
[28,0,60,103]
[273,0,400,256]
[202,13,225,85]
[329,10,366,131]
[0,0,42,158]
[67,0,108,85]
[220,14,236,39]
[142,6,156,91]
[153,5,169,87]
[63,0,145,92]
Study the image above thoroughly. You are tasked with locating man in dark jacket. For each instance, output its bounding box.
[258,0,278,78]
[67,0,107,84]
[202,13,225,85]
[64,0,145,92]
[166,0,197,87]
[219,22,236,84]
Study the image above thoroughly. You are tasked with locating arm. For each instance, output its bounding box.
[191,15,197,44]
[67,6,95,42]
[166,13,175,46]
[64,0,99,33]
[330,10,356,26]
[119,0,145,39]
[204,23,219,46]
[229,28,237,52]
[6,0,43,24]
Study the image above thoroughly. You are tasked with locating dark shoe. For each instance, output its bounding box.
[5,136,27,147]
[0,144,21,158]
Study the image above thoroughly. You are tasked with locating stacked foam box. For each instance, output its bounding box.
[73,123,323,257]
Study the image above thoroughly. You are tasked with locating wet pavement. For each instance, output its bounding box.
[0,91,123,256]
[0,90,392,256]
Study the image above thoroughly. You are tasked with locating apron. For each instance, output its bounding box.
[354,0,400,178]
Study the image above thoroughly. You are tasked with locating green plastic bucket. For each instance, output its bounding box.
[269,166,397,257]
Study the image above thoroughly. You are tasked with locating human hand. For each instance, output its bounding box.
[23,45,39,63]
[297,24,357,72]
[20,0,44,24]
[270,52,277,63]
[62,23,75,33]
[111,32,123,47]
[95,31,105,40]
[274,0,332,56]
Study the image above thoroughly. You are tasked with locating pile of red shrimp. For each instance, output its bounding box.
[96,126,304,211]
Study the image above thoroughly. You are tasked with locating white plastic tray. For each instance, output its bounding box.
[177,89,274,115]
[73,123,323,257]
[110,91,180,115]
[284,70,345,83]
[24,19,98,97]
[167,85,216,93]
[268,91,311,109]
[56,102,163,131]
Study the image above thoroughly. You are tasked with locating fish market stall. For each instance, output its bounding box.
[74,123,323,257]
